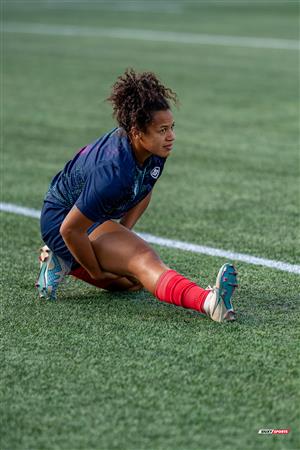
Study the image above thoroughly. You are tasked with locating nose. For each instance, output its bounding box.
[166,129,175,142]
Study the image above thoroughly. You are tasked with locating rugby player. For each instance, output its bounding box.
[36,69,237,322]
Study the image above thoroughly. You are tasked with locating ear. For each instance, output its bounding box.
[131,126,142,140]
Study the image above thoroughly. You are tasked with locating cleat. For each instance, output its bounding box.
[35,245,71,300]
[203,263,238,323]
[224,310,236,322]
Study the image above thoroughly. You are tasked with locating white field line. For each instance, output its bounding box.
[1,202,299,275]
[9,0,183,13]
[3,22,300,51]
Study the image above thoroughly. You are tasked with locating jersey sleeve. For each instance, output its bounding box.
[75,163,125,222]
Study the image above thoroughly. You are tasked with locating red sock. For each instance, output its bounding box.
[155,270,210,314]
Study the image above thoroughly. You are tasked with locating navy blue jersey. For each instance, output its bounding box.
[45,128,166,223]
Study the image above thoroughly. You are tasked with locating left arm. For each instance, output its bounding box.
[120,191,152,230]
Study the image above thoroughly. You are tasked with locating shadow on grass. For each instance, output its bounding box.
[32,273,300,329]
[58,284,210,324]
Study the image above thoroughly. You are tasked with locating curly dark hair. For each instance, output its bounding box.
[107,68,178,133]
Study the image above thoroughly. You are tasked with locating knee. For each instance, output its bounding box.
[128,246,159,275]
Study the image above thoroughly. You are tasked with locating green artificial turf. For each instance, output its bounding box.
[1,2,300,449]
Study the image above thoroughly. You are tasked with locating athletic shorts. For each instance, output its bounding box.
[40,201,104,270]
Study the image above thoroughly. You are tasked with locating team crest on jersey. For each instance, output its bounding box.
[150,167,160,179]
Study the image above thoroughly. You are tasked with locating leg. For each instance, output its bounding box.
[70,265,143,292]
[87,220,168,294]
[87,221,238,322]
[37,217,238,321]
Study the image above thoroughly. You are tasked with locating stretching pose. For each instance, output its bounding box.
[36,69,237,322]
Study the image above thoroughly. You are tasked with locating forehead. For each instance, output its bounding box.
[150,109,174,127]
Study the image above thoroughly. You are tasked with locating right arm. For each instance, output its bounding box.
[60,206,112,280]
[120,191,152,230]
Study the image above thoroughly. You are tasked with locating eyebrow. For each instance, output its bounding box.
[158,122,175,128]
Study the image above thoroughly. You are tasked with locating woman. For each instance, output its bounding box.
[36,68,238,322]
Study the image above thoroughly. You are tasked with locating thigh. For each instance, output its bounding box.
[88,220,154,275]
[88,219,134,240]
[40,201,77,268]
[88,221,169,292]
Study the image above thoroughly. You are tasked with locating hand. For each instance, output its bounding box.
[90,270,121,282]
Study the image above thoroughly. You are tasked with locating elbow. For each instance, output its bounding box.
[59,222,73,242]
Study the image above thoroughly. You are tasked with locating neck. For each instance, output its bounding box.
[129,134,151,166]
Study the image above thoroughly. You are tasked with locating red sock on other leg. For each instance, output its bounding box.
[155,270,209,314]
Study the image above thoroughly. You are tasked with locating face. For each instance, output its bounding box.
[136,109,176,159]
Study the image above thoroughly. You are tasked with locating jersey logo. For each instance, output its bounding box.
[150,167,160,179]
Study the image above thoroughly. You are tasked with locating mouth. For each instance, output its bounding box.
[164,144,173,151]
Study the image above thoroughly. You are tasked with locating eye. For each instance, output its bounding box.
[160,128,167,134]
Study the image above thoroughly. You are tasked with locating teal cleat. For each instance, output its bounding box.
[35,246,70,300]
[203,263,238,322]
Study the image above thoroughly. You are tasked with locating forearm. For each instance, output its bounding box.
[61,229,102,279]
[120,191,152,229]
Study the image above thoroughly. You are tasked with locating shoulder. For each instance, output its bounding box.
[98,127,134,167]
[90,160,132,192]
[105,127,130,152]
[90,160,121,180]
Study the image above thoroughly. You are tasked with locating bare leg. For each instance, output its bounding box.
[87,220,169,294]
[38,220,237,321]
[70,264,143,292]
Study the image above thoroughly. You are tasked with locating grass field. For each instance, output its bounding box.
[1,1,300,449]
